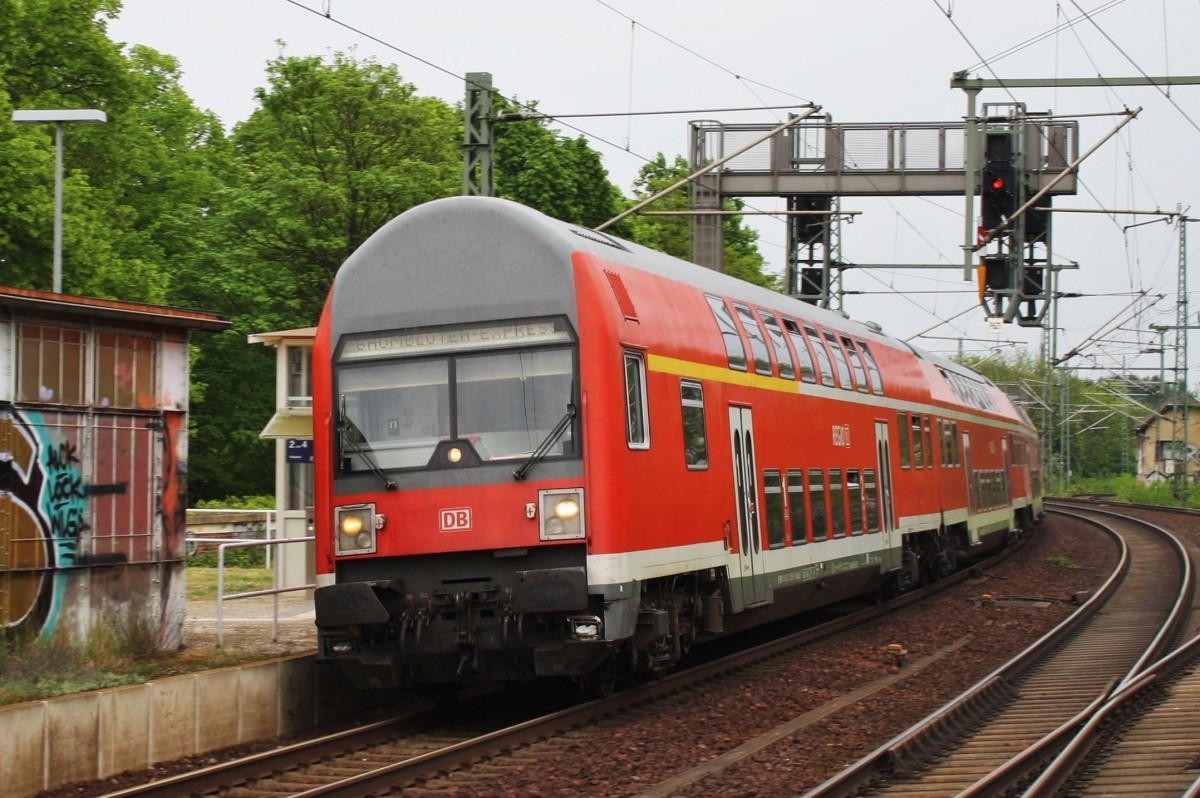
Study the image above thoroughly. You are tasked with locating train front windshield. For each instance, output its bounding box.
[335,320,577,473]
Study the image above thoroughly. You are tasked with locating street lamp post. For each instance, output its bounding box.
[12,109,107,294]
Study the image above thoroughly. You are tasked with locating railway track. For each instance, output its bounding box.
[1026,501,1200,798]
[802,501,1196,798]
[92,539,1028,798]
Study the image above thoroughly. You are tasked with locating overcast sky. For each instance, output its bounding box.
[108,0,1200,376]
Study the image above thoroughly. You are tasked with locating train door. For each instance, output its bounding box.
[1002,437,1011,503]
[962,430,980,545]
[874,421,895,548]
[729,406,769,607]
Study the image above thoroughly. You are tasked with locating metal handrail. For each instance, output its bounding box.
[185,535,316,647]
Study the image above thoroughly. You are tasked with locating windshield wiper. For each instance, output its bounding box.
[513,403,576,481]
[339,395,397,491]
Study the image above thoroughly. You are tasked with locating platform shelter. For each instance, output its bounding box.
[247,326,315,591]
[0,286,227,648]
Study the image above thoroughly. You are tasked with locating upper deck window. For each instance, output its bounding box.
[802,324,835,387]
[705,295,748,372]
[732,302,772,375]
[758,310,795,380]
[821,329,853,389]
[858,341,884,395]
[782,318,816,383]
[840,336,869,394]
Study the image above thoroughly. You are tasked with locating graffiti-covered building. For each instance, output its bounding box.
[0,287,227,648]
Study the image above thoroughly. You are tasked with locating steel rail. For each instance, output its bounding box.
[804,506,1190,798]
[97,540,1026,798]
[1018,502,1200,797]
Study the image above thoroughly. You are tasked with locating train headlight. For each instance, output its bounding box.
[539,488,585,540]
[336,504,378,555]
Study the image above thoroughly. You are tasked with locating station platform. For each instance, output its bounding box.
[184,593,317,655]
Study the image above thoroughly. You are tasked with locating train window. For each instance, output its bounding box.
[923,417,934,469]
[864,469,880,532]
[336,321,581,476]
[821,330,853,389]
[952,422,961,466]
[457,348,576,456]
[758,310,795,380]
[847,469,864,535]
[803,324,836,387]
[947,372,964,405]
[624,351,650,449]
[764,470,786,549]
[787,469,808,544]
[705,295,748,371]
[910,414,924,469]
[840,336,869,393]
[828,469,846,538]
[808,469,829,542]
[680,380,708,469]
[732,302,773,375]
[782,318,817,383]
[340,359,450,470]
[898,411,911,468]
[857,341,884,395]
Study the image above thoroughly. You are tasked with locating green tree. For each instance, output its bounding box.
[961,349,1151,487]
[0,0,229,302]
[172,51,464,501]
[623,154,775,288]
[493,99,624,228]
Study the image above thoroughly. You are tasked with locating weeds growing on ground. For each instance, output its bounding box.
[0,615,168,705]
[0,566,276,706]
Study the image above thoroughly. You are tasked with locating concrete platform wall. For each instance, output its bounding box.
[0,655,386,798]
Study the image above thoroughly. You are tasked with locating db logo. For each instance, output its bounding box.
[440,507,472,531]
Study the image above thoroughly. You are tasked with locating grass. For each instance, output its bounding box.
[0,565,277,707]
[186,565,275,600]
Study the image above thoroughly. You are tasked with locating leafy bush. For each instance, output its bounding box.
[187,545,266,568]
[1067,474,1200,508]
[194,495,275,510]
[0,615,166,705]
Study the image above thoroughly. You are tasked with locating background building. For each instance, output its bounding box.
[249,327,315,591]
[0,287,227,648]
[1135,401,1200,484]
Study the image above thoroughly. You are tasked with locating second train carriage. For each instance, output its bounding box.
[312,196,1043,691]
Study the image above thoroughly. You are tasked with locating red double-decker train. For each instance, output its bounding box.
[311,196,1042,693]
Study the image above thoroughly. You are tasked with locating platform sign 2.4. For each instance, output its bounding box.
[286,438,314,464]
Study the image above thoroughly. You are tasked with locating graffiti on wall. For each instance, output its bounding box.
[0,405,181,640]
[44,439,88,560]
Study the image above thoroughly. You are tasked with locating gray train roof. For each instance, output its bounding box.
[329,196,979,385]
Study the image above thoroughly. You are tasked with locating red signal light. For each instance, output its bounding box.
[991,177,1006,191]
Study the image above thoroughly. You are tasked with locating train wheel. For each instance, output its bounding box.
[427,683,461,707]
[580,656,617,699]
